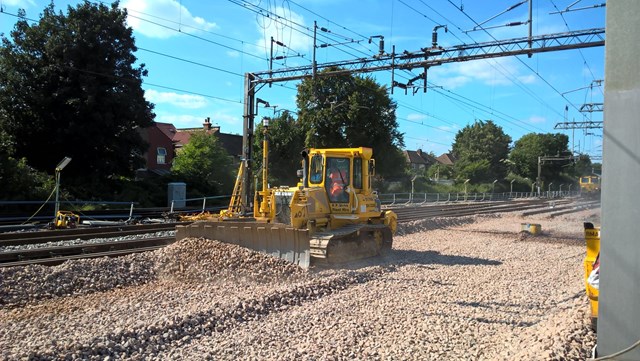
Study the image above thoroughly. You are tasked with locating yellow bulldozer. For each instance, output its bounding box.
[176,144,397,268]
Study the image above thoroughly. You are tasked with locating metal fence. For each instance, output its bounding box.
[377,191,577,206]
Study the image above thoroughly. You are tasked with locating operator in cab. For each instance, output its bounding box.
[327,158,350,203]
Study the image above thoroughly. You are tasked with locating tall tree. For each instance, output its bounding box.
[451,120,511,182]
[295,68,406,178]
[0,2,154,194]
[172,132,235,197]
[509,133,571,181]
[574,154,594,176]
[253,111,306,186]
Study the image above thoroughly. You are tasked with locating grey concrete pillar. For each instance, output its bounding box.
[599,1,640,359]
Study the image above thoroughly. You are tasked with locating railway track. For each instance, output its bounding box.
[0,236,175,268]
[0,198,598,268]
[0,223,186,268]
[388,198,585,223]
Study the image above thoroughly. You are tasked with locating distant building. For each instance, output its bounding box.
[137,122,177,176]
[137,117,242,177]
[436,152,457,166]
[173,117,242,160]
[404,149,438,171]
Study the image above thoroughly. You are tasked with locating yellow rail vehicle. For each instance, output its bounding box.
[579,175,601,195]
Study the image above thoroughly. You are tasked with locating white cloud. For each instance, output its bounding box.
[210,111,242,128]
[145,89,207,109]
[407,113,427,121]
[256,7,312,54]
[2,0,35,7]
[155,110,242,130]
[517,74,536,84]
[431,58,536,89]
[438,125,459,132]
[156,114,204,128]
[226,50,240,58]
[529,115,546,124]
[122,0,216,39]
[431,75,471,89]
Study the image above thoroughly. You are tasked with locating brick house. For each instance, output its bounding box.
[138,122,177,176]
[138,118,242,176]
[172,118,242,160]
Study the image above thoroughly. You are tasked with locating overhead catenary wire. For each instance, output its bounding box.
[234,0,538,138]
[227,0,380,61]
[242,1,546,141]
[445,0,589,116]
[398,0,565,128]
[403,0,566,120]
[550,0,604,97]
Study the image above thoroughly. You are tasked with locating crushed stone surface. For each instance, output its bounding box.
[0,208,600,360]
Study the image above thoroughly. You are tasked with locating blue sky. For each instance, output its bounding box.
[0,0,605,158]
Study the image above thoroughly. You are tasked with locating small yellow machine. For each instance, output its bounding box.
[584,222,600,329]
[177,146,397,268]
[50,210,80,229]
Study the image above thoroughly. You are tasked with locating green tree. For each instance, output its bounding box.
[254,111,306,186]
[0,156,55,201]
[0,120,54,200]
[0,2,154,196]
[427,163,454,180]
[574,154,594,176]
[295,68,406,178]
[509,133,570,182]
[451,120,511,182]
[172,132,235,197]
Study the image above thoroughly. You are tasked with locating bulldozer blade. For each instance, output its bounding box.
[176,220,311,269]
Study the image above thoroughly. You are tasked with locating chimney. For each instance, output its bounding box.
[417,149,422,156]
[203,117,212,131]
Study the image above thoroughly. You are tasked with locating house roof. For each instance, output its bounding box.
[404,149,437,166]
[173,126,242,157]
[436,152,457,165]
[144,118,243,160]
[154,122,177,140]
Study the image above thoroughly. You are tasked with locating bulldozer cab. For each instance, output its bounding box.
[305,147,375,207]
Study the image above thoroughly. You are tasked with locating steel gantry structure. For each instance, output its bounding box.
[554,121,604,129]
[237,27,605,211]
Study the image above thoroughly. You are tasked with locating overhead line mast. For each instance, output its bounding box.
[238,27,605,211]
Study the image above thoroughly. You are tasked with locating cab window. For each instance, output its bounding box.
[325,157,350,203]
[309,155,324,184]
[353,157,362,189]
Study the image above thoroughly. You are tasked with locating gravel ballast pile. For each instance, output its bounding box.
[0,210,599,360]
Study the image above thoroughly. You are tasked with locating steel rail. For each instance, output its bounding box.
[0,222,188,247]
[0,236,175,267]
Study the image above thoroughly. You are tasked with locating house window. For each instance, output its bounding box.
[157,147,167,164]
